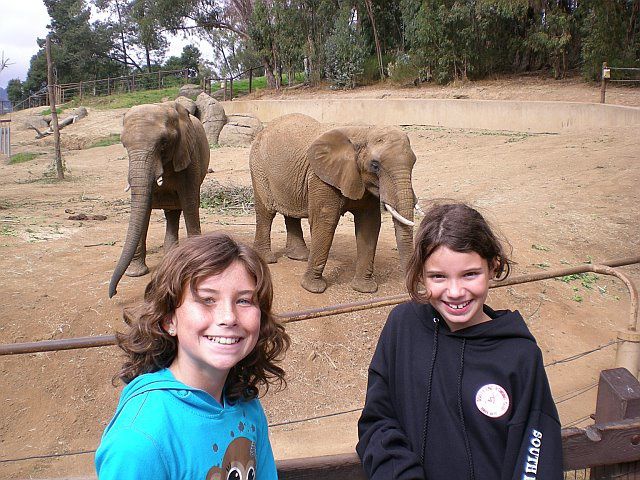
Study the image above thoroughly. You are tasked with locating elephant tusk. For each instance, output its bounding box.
[156,176,163,186]
[384,203,415,227]
[124,183,130,192]
[415,204,425,216]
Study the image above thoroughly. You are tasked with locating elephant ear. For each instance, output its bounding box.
[307,129,364,200]
[172,102,195,172]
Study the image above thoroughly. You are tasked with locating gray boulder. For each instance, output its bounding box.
[195,92,226,145]
[179,84,204,100]
[24,115,49,130]
[218,114,263,147]
[174,96,197,115]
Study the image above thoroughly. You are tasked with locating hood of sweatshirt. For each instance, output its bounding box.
[411,301,535,344]
[112,368,225,420]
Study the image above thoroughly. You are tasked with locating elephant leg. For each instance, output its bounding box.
[285,216,309,261]
[351,202,381,293]
[181,189,202,237]
[125,215,150,277]
[164,209,181,253]
[253,195,277,264]
[302,183,343,293]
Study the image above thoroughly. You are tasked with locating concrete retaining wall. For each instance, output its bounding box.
[221,98,640,133]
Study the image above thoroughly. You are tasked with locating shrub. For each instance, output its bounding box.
[325,5,367,89]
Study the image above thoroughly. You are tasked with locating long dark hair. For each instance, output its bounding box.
[114,232,290,402]
[406,202,512,303]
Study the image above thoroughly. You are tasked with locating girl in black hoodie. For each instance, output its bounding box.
[357,203,563,480]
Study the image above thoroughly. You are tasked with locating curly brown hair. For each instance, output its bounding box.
[406,202,512,303]
[114,232,290,402]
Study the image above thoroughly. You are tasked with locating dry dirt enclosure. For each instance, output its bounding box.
[0,79,639,479]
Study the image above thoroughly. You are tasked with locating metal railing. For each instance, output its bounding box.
[0,256,638,478]
[1,255,637,357]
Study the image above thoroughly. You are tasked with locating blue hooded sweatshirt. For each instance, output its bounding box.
[95,368,277,480]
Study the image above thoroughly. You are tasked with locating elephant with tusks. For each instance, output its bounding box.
[109,102,210,298]
[249,113,420,294]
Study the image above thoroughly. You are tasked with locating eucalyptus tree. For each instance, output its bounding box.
[23,0,119,94]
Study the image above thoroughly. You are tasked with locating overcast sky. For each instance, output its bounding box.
[0,0,212,90]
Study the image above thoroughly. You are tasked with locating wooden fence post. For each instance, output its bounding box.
[590,368,640,479]
[249,68,253,94]
[600,62,609,104]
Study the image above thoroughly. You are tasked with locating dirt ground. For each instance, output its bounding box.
[0,76,639,479]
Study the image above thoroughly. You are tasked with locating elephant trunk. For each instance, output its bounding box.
[109,154,155,298]
[386,179,415,271]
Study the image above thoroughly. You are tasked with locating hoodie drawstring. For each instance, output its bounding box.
[457,338,475,480]
[420,318,439,466]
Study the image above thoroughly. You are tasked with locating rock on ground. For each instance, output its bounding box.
[218,114,263,147]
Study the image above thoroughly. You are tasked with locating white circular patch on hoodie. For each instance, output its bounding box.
[475,384,510,418]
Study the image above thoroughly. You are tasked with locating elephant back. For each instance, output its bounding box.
[250,114,324,218]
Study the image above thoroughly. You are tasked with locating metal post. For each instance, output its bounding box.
[249,68,253,94]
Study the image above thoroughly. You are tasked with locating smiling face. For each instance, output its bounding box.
[166,261,261,401]
[423,246,495,332]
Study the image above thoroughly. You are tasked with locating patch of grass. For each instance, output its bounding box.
[87,134,121,148]
[69,87,181,110]
[9,152,42,164]
[40,107,64,116]
[532,262,550,269]
[200,180,254,215]
[531,244,550,251]
[558,273,599,289]
[0,225,17,236]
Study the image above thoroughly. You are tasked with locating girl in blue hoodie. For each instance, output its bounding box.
[357,203,563,480]
[96,233,290,480]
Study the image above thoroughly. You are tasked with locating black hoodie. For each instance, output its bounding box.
[357,302,563,480]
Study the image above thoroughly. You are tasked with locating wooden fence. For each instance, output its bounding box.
[275,368,640,479]
[203,65,264,101]
[600,61,640,103]
[11,68,192,111]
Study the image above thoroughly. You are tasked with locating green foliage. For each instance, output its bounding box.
[40,107,64,116]
[360,54,392,84]
[6,79,24,103]
[325,4,367,88]
[387,53,423,85]
[87,134,121,148]
[9,152,42,164]
[578,0,640,80]
[164,45,203,76]
[23,0,121,95]
[524,8,573,78]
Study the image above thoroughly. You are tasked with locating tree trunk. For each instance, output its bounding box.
[116,0,128,74]
[364,0,384,81]
[262,57,278,89]
[45,36,64,180]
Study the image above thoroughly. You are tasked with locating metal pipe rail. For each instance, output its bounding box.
[0,256,637,357]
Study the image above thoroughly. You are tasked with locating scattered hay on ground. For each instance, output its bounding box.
[200,179,254,215]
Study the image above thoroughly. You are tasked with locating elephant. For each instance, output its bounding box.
[249,113,418,294]
[109,101,210,298]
